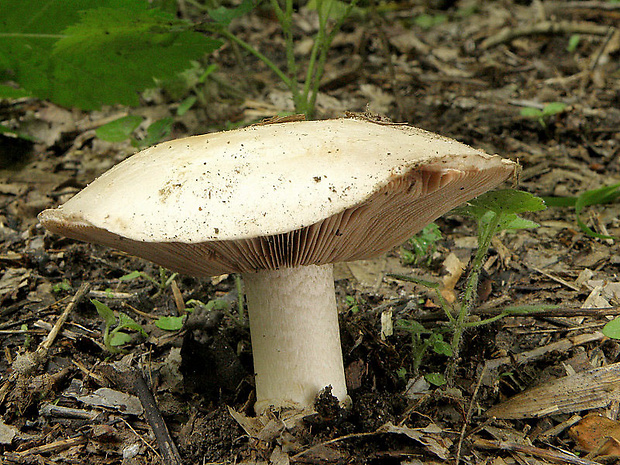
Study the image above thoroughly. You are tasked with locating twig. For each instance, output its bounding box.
[0,283,91,405]
[118,416,162,460]
[473,438,601,465]
[481,21,612,49]
[455,365,486,464]
[131,370,183,465]
[35,282,91,361]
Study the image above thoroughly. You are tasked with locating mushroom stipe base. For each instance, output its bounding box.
[244,264,348,413]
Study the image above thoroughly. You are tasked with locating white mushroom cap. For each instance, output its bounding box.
[39,118,515,276]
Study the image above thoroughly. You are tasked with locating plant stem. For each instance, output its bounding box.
[217,28,291,88]
[449,214,501,361]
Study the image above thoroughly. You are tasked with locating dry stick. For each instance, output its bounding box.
[0,283,90,405]
[455,365,487,465]
[481,20,612,49]
[130,370,183,465]
[34,282,91,363]
[474,305,620,318]
[473,438,601,465]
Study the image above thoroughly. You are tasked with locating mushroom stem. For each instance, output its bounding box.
[243,263,348,413]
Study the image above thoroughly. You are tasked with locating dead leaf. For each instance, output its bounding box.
[569,414,620,454]
[441,253,466,304]
[487,360,620,419]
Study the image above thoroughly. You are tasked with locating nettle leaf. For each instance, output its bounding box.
[0,0,222,109]
[466,190,547,217]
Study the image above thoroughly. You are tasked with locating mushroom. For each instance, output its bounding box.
[39,117,516,412]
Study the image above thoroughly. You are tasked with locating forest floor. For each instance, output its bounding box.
[1,1,620,464]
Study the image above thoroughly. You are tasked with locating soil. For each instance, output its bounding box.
[1,1,620,464]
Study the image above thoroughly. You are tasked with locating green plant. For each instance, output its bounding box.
[155,298,231,331]
[21,324,32,349]
[400,223,442,266]
[413,13,447,30]
[92,299,147,353]
[52,279,72,293]
[0,0,222,110]
[120,267,178,297]
[520,102,567,128]
[344,295,361,314]
[391,189,546,379]
[567,34,581,53]
[96,115,173,149]
[203,0,360,118]
[543,182,620,239]
[396,318,452,378]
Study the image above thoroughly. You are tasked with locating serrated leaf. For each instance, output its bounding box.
[155,315,185,331]
[0,0,222,109]
[92,299,116,326]
[96,115,143,142]
[458,190,546,219]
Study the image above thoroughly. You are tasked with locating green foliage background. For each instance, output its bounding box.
[0,0,222,109]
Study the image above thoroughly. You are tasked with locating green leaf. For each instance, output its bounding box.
[118,312,147,336]
[567,34,581,53]
[424,372,447,386]
[120,270,143,281]
[92,299,116,327]
[155,315,186,331]
[414,13,447,30]
[177,96,196,116]
[541,102,567,117]
[0,124,37,141]
[457,190,546,220]
[137,117,172,148]
[432,338,453,357]
[0,0,222,110]
[307,0,354,21]
[603,317,620,340]
[0,84,30,99]
[110,331,133,346]
[500,215,540,230]
[96,115,143,142]
[208,0,255,26]
[396,319,428,334]
[520,107,543,119]
[574,182,620,239]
